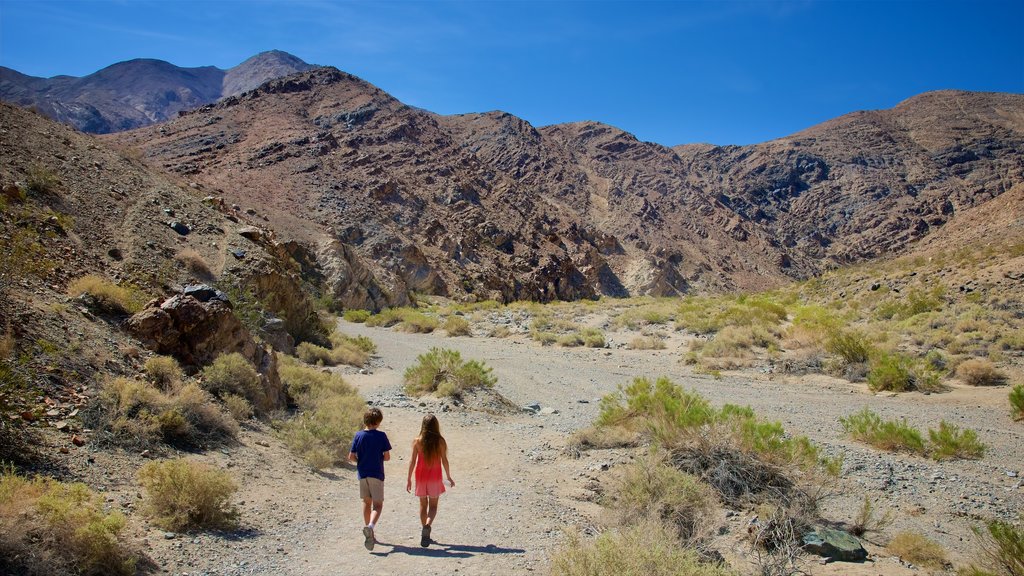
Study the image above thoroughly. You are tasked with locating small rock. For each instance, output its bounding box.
[164,532,176,540]
[70,435,85,447]
[168,221,190,235]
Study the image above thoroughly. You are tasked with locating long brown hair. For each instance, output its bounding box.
[418,414,446,462]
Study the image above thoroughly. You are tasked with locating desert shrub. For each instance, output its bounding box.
[962,519,1024,576]
[296,341,334,365]
[567,425,640,451]
[627,335,667,350]
[581,328,606,348]
[200,353,264,408]
[557,333,584,347]
[174,248,212,279]
[532,331,558,345]
[330,331,376,354]
[397,311,437,333]
[825,328,874,365]
[867,352,914,392]
[222,394,253,423]
[279,392,365,469]
[551,522,735,576]
[403,347,496,397]
[25,165,60,196]
[956,359,1007,386]
[700,324,778,360]
[609,452,714,543]
[929,421,986,461]
[1011,385,1024,421]
[840,408,926,455]
[66,275,147,315]
[0,467,136,576]
[144,355,184,390]
[442,315,472,336]
[342,309,371,323]
[886,531,948,570]
[364,307,404,327]
[489,325,512,338]
[278,357,356,410]
[849,495,893,537]
[138,459,238,532]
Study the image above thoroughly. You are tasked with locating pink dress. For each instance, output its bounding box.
[414,451,446,497]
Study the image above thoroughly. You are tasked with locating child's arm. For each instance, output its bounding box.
[406,440,419,493]
[441,440,454,487]
[347,451,357,463]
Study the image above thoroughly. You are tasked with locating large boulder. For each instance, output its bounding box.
[124,286,285,410]
[801,527,868,562]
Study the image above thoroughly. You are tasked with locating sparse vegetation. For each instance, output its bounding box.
[840,408,926,455]
[961,519,1024,576]
[956,358,1007,386]
[342,309,371,323]
[138,459,239,532]
[929,420,986,460]
[609,452,714,543]
[849,495,893,537]
[404,347,496,397]
[0,466,137,576]
[200,352,265,410]
[627,335,667,350]
[144,355,184,390]
[1011,385,1024,421]
[442,315,472,336]
[277,356,365,468]
[365,307,438,333]
[175,248,213,279]
[551,522,736,576]
[66,275,148,315]
[887,531,948,570]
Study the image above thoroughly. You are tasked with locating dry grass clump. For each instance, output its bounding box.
[551,522,736,576]
[627,335,667,350]
[66,275,148,315]
[557,328,606,348]
[567,425,640,451]
[95,376,238,449]
[277,357,364,468]
[489,325,512,338]
[886,531,948,570]
[609,452,715,543]
[0,466,137,576]
[200,353,266,410]
[956,358,1007,386]
[222,393,253,423]
[929,421,986,460]
[138,459,238,532]
[365,307,438,333]
[442,315,472,336]
[342,309,371,323]
[849,495,893,537]
[1011,385,1024,421]
[174,248,213,279]
[144,355,184,390]
[296,340,369,368]
[611,300,676,329]
[404,347,496,397]
[531,330,558,346]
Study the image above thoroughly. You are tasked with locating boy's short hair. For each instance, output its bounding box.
[363,407,383,426]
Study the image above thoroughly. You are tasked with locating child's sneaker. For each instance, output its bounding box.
[420,525,431,547]
[363,526,374,551]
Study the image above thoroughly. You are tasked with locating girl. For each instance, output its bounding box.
[406,413,455,547]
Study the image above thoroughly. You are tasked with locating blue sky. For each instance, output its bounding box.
[1,0,1021,145]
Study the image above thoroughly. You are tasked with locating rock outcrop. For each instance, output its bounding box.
[125,286,285,410]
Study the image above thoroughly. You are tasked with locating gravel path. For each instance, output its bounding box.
[140,320,1023,575]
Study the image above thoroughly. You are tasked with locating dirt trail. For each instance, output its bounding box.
[144,321,1022,575]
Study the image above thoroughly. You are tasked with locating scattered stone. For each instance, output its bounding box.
[523,403,541,414]
[168,221,190,235]
[70,435,85,447]
[539,407,558,415]
[802,527,868,562]
[230,249,246,259]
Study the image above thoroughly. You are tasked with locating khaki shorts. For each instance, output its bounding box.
[359,477,384,502]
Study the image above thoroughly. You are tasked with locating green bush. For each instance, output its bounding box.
[295,341,334,365]
[551,522,735,576]
[963,519,1024,576]
[840,408,926,455]
[0,467,136,576]
[928,421,986,461]
[278,357,356,410]
[144,355,184,390]
[330,331,376,354]
[279,392,365,469]
[826,328,874,365]
[403,347,496,397]
[531,331,558,346]
[138,459,238,532]
[442,315,472,336]
[1011,385,1024,421]
[200,353,264,409]
[342,309,371,323]
[867,352,914,392]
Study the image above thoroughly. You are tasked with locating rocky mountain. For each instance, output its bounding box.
[0,50,313,134]
[106,67,1023,310]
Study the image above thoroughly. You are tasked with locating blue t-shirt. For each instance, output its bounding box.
[350,428,392,480]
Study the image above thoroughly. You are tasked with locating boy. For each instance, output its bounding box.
[348,407,392,551]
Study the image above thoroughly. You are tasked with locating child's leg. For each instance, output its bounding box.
[418,497,429,526]
[425,496,440,526]
[369,499,383,527]
[362,497,372,526]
